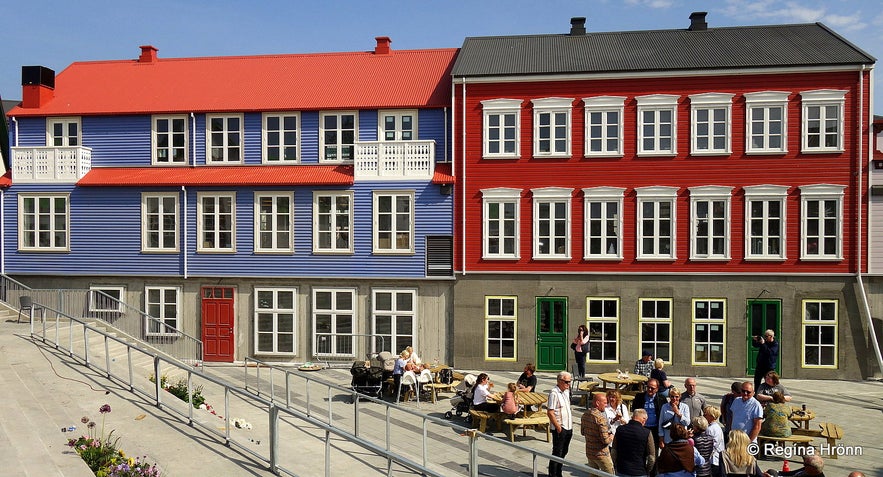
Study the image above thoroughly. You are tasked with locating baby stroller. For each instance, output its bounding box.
[349,360,385,403]
[444,373,476,421]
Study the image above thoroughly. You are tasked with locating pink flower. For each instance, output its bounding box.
[99,404,112,414]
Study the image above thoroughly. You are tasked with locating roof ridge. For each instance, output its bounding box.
[462,22,823,41]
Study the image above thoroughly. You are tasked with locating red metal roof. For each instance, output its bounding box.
[0,170,11,188]
[432,163,455,184]
[10,46,458,116]
[77,165,354,187]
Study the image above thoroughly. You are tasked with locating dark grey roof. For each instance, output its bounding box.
[451,23,875,77]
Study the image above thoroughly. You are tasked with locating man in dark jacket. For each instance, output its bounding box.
[633,378,667,449]
[612,408,656,476]
[753,329,779,390]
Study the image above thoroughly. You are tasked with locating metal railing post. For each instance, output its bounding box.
[269,403,279,473]
[154,356,162,408]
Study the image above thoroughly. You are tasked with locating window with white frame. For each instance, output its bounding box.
[802,299,837,368]
[486,296,516,360]
[637,94,678,155]
[142,193,178,252]
[313,288,355,357]
[18,194,69,251]
[254,287,297,355]
[47,117,80,146]
[744,185,788,260]
[372,289,416,354]
[532,187,572,259]
[262,112,299,163]
[800,184,844,260]
[744,91,789,154]
[153,115,188,164]
[639,298,672,362]
[373,191,413,253]
[690,93,733,155]
[145,286,180,336]
[89,285,125,313]
[583,187,624,259]
[379,110,417,141]
[586,297,619,362]
[584,96,625,157]
[532,97,572,157]
[207,114,243,163]
[320,111,357,161]
[692,299,726,365]
[314,191,353,253]
[197,192,235,252]
[482,99,522,159]
[800,90,846,153]
[481,188,521,259]
[254,192,293,253]
[689,186,732,260]
[636,186,678,260]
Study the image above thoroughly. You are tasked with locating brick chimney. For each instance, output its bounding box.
[139,45,158,63]
[374,36,391,55]
[570,17,586,36]
[688,12,708,31]
[21,66,55,108]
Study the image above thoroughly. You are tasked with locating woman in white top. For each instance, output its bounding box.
[604,389,630,437]
[471,373,500,412]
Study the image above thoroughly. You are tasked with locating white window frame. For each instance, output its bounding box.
[532,187,572,260]
[636,94,678,156]
[254,192,293,254]
[482,99,522,159]
[373,191,414,254]
[636,186,678,260]
[744,91,789,154]
[639,298,672,363]
[584,96,625,157]
[481,188,521,259]
[89,285,126,313]
[689,186,733,260]
[206,114,243,163]
[312,287,356,358]
[800,90,847,153]
[141,192,179,253]
[262,112,299,163]
[145,285,180,337]
[254,287,298,356]
[799,184,845,260]
[197,192,236,253]
[485,296,517,361]
[801,299,838,368]
[690,93,733,155]
[46,117,80,147]
[320,111,358,162]
[379,110,418,141]
[371,288,417,354]
[18,193,69,251]
[744,185,789,260]
[583,187,624,260]
[152,115,188,164]
[532,97,573,158]
[586,297,619,363]
[313,191,354,254]
[692,298,726,366]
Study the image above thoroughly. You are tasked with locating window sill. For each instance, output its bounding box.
[745,150,787,155]
[532,256,571,261]
[743,257,787,261]
[312,250,354,255]
[636,152,677,158]
[689,151,731,157]
[583,256,623,261]
[481,255,521,260]
[635,257,677,261]
[689,257,731,261]
[799,256,843,262]
[799,149,846,155]
[482,155,521,160]
[584,153,624,159]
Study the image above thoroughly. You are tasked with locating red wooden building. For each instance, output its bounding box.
[450,13,880,379]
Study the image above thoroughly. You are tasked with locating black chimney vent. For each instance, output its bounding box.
[688,11,708,31]
[22,66,55,88]
[570,17,586,36]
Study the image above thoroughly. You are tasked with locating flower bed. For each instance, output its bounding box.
[66,404,161,477]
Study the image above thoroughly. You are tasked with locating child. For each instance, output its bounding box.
[501,382,520,416]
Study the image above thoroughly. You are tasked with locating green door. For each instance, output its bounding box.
[536,297,568,371]
[746,299,781,375]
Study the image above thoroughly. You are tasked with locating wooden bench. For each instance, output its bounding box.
[426,380,460,403]
[757,434,814,456]
[503,415,551,442]
[469,410,504,433]
[792,421,844,459]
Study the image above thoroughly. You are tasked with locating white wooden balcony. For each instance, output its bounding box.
[353,140,435,181]
[12,146,92,183]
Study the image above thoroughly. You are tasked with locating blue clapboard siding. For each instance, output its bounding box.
[12,117,44,146]
[243,113,262,164]
[419,109,450,162]
[86,116,151,166]
[300,112,319,164]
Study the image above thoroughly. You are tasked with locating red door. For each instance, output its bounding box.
[201,287,235,362]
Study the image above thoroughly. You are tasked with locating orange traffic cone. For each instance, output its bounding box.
[782,460,790,472]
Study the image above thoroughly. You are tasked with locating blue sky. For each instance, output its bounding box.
[2,0,882,112]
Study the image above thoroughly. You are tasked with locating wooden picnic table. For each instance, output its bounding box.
[597,372,648,391]
[487,390,548,409]
[788,406,816,431]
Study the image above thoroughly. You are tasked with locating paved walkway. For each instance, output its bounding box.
[2,314,881,476]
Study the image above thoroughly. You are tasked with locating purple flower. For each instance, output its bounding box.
[81,416,90,424]
[87,421,96,429]
[99,404,112,414]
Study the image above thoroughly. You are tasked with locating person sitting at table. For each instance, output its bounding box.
[604,389,630,438]
[471,373,500,412]
[501,382,520,417]
[658,388,690,447]
[651,358,672,396]
[634,349,654,377]
[755,371,792,405]
[516,363,537,392]
[760,391,791,438]
[405,345,421,365]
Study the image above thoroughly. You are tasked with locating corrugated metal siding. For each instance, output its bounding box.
[85,115,151,166]
[13,117,44,146]
[419,109,448,162]
[870,198,883,275]
[359,111,378,142]
[301,112,319,164]
[243,113,262,164]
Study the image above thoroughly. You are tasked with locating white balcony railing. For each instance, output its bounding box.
[353,140,435,181]
[12,146,92,183]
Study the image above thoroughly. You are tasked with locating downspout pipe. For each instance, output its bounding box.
[460,79,467,276]
[182,186,188,279]
[190,113,196,167]
[854,64,883,379]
